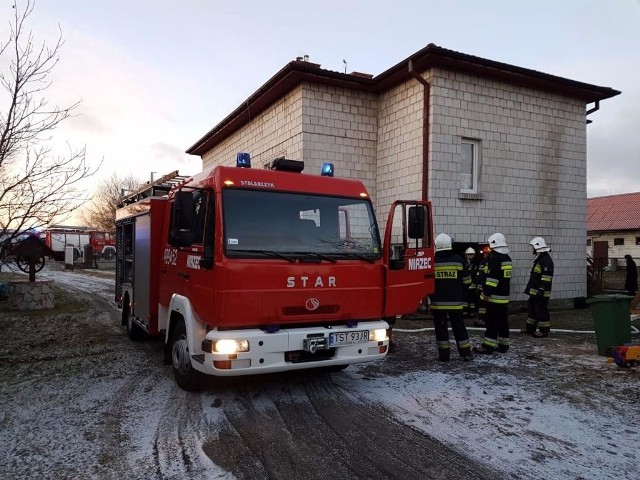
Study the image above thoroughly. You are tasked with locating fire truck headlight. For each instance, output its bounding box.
[371,329,387,342]
[212,339,250,354]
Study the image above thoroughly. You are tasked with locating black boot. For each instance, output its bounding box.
[438,349,450,362]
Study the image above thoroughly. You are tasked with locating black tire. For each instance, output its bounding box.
[171,320,204,391]
[16,255,45,273]
[102,247,115,261]
[124,302,145,341]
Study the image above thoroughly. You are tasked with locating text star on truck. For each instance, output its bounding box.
[115,153,435,391]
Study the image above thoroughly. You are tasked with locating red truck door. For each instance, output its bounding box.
[382,200,434,316]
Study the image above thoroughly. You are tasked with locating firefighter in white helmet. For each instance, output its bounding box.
[521,236,554,337]
[429,233,473,361]
[463,247,479,318]
[474,233,512,354]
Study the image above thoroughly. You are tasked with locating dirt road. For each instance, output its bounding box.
[0,268,499,480]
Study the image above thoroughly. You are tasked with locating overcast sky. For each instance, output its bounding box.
[3,0,639,200]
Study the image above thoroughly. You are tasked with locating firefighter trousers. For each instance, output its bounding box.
[525,296,550,334]
[481,302,510,352]
[432,310,472,358]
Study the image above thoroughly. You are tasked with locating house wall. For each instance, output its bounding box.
[198,68,591,301]
[300,83,378,199]
[427,68,587,301]
[201,86,304,169]
[375,76,426,234]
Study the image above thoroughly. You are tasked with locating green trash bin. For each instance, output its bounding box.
[586,294,633,356]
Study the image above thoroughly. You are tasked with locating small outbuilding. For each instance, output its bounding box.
[587,192,640,269]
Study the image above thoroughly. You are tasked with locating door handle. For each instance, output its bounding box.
[178,272,190,279]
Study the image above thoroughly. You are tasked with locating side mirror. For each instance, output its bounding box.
[199,257,213,269]
[389,258,405,270]
[408,206,426,240]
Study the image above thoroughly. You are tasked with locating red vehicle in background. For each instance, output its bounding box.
[41,227,116,262]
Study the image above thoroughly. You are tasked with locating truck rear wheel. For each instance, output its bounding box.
[124,303,145,341]
[171,320,204,391]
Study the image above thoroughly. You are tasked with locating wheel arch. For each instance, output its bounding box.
[163,294,206,367]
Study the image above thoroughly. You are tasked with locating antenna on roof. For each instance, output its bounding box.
[343,59,347,74]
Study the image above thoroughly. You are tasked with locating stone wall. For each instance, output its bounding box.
[7,280,55,310]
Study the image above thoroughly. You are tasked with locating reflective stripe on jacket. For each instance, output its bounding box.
[430,250,471,310]
[482,251,512,304]
[524,252,554,298]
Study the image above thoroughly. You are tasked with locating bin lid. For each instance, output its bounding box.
[586,294,634,304]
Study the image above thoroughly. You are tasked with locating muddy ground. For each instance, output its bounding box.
[1,264,639,479]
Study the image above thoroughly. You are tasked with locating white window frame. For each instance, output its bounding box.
[460,138,480,194]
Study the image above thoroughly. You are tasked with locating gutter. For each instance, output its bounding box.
[408,60,430,200]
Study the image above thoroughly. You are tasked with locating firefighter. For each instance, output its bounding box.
[473,246,491,327]
[474,233,512,354]
[522,236,554,337]
[463,247,478,318]
[429,233,473,362]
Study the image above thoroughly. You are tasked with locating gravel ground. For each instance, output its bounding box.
[1,263,639,479]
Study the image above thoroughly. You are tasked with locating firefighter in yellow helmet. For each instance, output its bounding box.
[474,233,512,354]
[521,236,554,337]
[429,233,473,361]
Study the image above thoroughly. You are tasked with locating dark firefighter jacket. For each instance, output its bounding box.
[525,252,554,298]
[476,256,488,291]
[430,250,471,310]
[482,251,512,304]
[467,258,480,289]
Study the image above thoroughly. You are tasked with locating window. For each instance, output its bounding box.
[586,239,592,246]
[460,138,480,194]
[636,237,640,246]
[222,189,381,260]
[614,238,624,246]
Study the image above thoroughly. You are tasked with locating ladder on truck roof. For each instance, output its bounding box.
[118,170,190,207]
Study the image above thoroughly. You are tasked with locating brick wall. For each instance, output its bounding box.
[300,83,378,198]
[198,69,589,301]
[202,86,304,169]
[427,68,588,300]
[375,76,426,234]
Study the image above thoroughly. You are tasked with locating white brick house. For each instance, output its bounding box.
[187,44,619,303]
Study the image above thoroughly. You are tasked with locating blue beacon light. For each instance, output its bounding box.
[236,152,251,168]
[321,163,334,177]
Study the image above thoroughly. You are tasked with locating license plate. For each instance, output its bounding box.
[329,330,369,346]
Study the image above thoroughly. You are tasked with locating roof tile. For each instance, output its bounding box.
[587,192,640,232]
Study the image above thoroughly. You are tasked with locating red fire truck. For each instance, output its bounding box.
[41,227,116,261]
[115,154,434,391]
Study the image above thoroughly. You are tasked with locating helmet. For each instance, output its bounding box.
[435,233,452,251]
[488,233,509,254]
[464,247,475,255]
[530,236,550,253]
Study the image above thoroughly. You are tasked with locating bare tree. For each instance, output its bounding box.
[0,0,99,244]
[81,173,141,232]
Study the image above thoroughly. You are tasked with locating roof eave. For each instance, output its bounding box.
[188,44,621,156]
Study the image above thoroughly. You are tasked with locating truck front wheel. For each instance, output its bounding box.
[171,320,204,391]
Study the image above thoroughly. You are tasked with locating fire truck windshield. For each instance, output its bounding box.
[223,189,381,261]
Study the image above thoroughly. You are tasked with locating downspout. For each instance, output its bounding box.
[408,60,430,200]
[586,100,599,125]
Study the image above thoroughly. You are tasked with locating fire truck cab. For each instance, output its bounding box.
[115,154,434,390]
